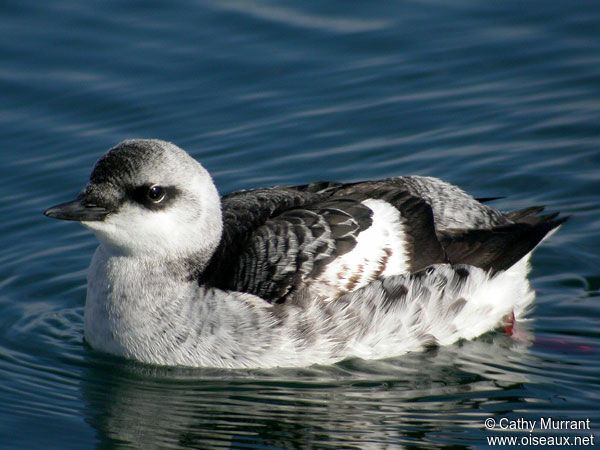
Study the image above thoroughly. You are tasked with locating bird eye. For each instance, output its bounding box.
[147,185,165,203]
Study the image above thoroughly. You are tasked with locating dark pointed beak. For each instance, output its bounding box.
[44,195,110,222]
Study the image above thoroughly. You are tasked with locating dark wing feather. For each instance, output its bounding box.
[383,190,449,272]
[505,206,547,223]
[229,199,373,303]
[200,186,328,286]
[440,214,568,273]
[476,196,505,203]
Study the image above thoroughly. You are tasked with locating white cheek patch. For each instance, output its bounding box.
[83,203,194,257]
[310,199,411,299]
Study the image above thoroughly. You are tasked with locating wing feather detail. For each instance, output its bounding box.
[199,177,567,306]
[230,199,373,303]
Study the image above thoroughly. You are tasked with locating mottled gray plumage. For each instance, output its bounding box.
[44,139,568,368]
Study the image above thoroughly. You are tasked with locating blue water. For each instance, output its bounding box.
[1,1,600,448]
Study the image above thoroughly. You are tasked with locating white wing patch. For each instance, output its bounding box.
[310,199,410,299]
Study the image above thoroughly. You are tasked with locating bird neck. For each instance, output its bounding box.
[93,242,211,286]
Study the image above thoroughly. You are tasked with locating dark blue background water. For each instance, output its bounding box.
[1,1,599,448]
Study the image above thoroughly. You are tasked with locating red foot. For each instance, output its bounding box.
[502,311,516,336]
[501,311,534,344]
